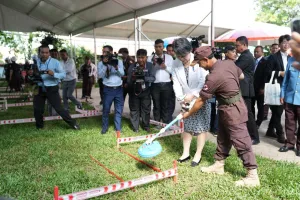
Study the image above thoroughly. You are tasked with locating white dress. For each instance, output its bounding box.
[182,67,211,136]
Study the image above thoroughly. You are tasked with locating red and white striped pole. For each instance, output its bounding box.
[0,110,101,125]
[56,164,177,199]
[54,186,59,200]
[117,128,183,144]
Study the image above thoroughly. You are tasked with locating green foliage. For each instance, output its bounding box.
[0,52,3,63]
[0,31,40,60]
[255,0,300,26]
[37,31,65,49]
[27,33,34,60]
[64,44,95,70]
[0,31,19,53]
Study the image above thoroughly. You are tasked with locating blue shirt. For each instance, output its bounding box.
[97,60,124,87]
[37,57,66,87]
[280,57,300,105]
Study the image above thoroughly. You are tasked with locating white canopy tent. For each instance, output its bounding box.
[0,0,199,35]
[0,0,202,60]
[79,18,229,43]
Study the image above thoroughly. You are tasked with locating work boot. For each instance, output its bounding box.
[235,169,260,187]
[200,160,225,175]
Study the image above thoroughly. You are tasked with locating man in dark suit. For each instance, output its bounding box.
[235,36,259,145]
[252,46,267,129]
[264,34,291,143]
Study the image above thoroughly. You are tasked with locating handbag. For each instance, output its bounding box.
[264,71,281,105]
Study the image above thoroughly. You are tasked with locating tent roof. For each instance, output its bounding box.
[79,18,230,42]
[0,0,197,35]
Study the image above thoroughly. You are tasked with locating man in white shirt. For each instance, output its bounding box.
[59,49,82,111]
[264,35,291,142]
[147,39,174,124]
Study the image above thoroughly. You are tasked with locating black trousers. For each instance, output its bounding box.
[129,89,151,131]
[151,82,173,123]
[251,94,264,127]
[168,89,176,122]
[268,105,284,134]
[243,97,259,141]
[98,79,104,103]
[82,76,94,97]
[123,86,129,102]
[33,86,76,128]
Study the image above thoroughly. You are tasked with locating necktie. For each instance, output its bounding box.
[254,59,259,72]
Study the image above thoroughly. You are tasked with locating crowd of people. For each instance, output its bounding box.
[3,31,300,188]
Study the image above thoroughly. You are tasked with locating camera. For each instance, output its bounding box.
[101,52,119,66]
[132,63,145,79]
[190,35,205,49]
[151,54,164,65]
[156,57,164,65]
[212,47,223,60]
[27,65,47,84]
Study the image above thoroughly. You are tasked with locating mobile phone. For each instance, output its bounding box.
[291,19,300,34]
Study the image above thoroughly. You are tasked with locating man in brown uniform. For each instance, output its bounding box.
[182,46,260,187]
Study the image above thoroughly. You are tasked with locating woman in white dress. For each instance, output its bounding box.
[172,38,211,167]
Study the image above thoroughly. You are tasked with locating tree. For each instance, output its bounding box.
[0,31,37,60]
[63,44,94,69]
[255,0,300,26]
[0,31,19,54]
[37,31,65,49]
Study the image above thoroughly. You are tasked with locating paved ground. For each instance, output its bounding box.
[75,87,300,165]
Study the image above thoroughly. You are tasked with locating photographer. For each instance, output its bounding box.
[127,49,155,132]
[98,45,125,134]
[147,39,174,124]
[119,48,134,101]
[33,45,79,130]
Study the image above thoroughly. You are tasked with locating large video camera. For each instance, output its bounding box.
[101,52,119,66]
[190,35,205,49]
[132,63,147,95]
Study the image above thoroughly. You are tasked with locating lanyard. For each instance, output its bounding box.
[38,58,51,71]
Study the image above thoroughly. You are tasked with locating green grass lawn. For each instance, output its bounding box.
[0,107,300,199]
[76,81,83,89]
[0,80,8,87]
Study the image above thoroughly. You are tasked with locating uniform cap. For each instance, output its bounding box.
[194,46,212,60]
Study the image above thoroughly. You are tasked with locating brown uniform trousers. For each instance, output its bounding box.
[215,120,257,169]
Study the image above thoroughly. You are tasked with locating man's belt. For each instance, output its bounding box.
[217,92,241,105]
[104,85,121,89]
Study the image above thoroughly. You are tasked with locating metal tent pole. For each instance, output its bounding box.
[210,0,215,47]
[93,27,97,64]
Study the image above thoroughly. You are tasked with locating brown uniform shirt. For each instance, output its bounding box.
[200,60,248,125]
